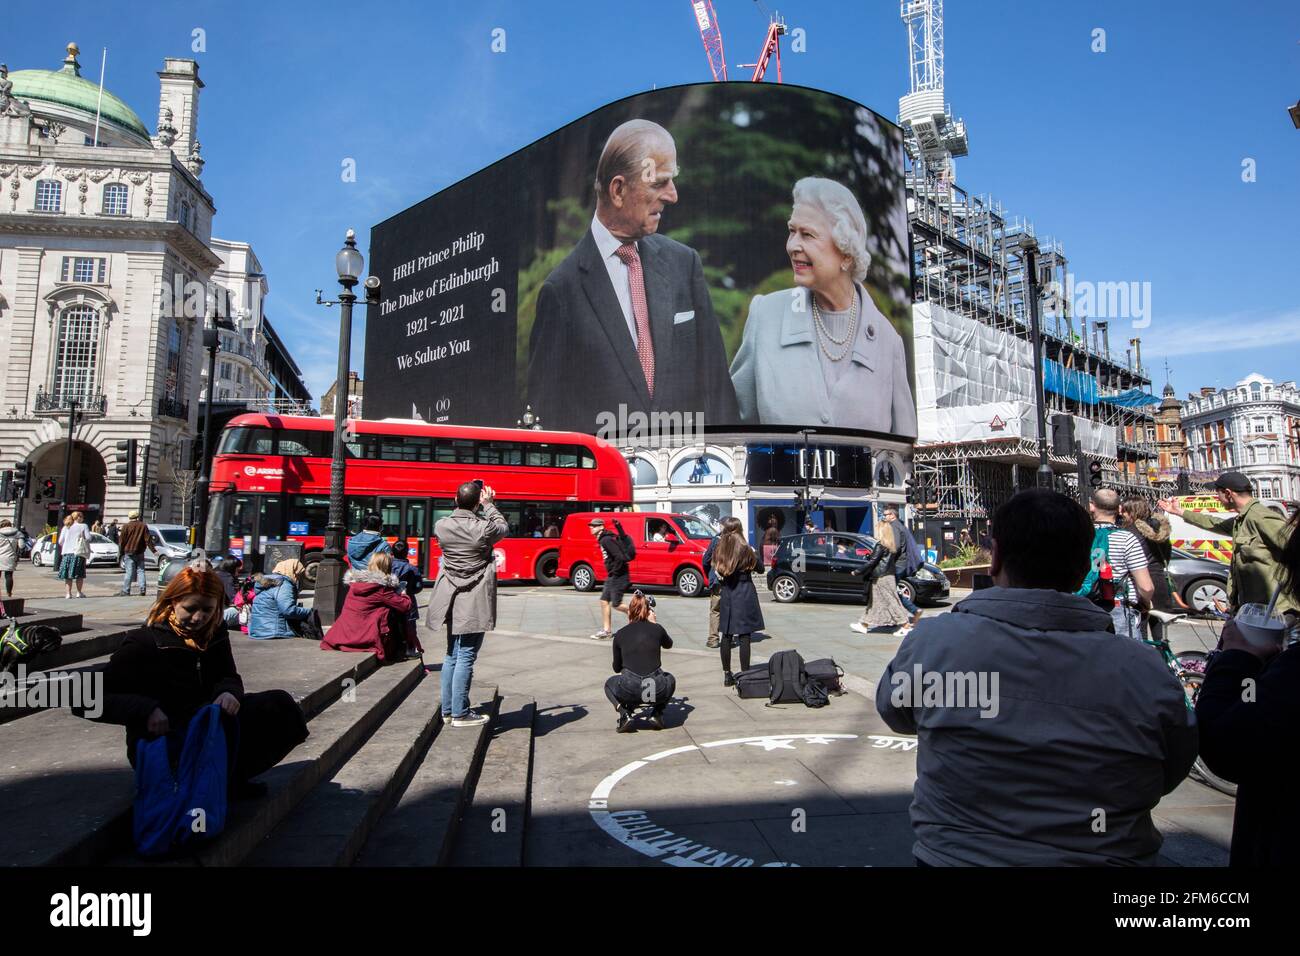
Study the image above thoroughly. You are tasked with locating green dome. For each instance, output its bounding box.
[9,54,150,141]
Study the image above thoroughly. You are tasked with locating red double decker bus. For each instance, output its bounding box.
[205,414,631,585]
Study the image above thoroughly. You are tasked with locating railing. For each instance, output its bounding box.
[33,387,107,416]
[157,396,190,420]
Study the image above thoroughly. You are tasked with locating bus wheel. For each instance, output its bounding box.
[302,553,322,589]
[571,563,596,592]
[534,551,563,587]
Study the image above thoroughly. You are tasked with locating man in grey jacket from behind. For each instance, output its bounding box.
[425,481,509,727]
[876,489,1198,866]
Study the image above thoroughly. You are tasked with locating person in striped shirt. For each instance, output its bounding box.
[1087,490,1156,639]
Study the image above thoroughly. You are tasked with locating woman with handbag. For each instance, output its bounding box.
[57,511,91,599]
[714,525,765,687]
[852,522,911,635]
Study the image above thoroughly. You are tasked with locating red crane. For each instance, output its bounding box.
[690,2,788,83]
[690,1,728,81]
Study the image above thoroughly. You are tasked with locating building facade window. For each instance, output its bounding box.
[179,201,191,230]
[164,321,183,402]
[35,179,62,212]
[102,183,129,215]
[61,256,107,284]
[52,305,102,401]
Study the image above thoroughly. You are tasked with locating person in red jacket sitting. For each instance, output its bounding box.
[320,552,422,663]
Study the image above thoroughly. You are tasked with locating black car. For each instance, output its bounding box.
[1168,547,1229,613]
[765,532,950,606]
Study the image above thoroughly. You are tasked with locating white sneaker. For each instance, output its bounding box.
[450,711,490,728]
[849,622,868,634]
[590,629,613,640]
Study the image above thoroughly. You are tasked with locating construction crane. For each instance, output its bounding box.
[690,1,728,81]
[897,0,967,186]
[689,1,788,83]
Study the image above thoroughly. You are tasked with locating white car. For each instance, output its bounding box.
[123,525,195,569]
[30,532,121,567]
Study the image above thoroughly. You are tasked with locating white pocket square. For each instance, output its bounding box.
[673,310,695,324]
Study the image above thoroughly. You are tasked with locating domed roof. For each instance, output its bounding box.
[7,43,150,141]
[1163,382,1176,397]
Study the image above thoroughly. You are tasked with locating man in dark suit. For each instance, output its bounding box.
[527,119,739,434]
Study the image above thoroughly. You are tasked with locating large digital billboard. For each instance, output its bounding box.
[363,82,914,441]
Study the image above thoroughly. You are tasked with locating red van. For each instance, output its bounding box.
[556,511,714,597]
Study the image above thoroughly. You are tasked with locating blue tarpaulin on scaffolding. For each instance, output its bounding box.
[1100,388,1161,408]
[1042,358,1159,407]
[1042,359,1099,404]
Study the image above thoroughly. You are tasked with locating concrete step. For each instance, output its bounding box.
[448,695,535,867]
[0,640,384,866]
[30,623,134,669]
[242,667,440,866]
[2,608,83,638]
[0,653,111,725]
[187,659,425,867]
[1,598,27,615]
[355,684,500,867]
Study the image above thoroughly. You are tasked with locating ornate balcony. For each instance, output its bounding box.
[157,395,191,420]
[33,387,107,417]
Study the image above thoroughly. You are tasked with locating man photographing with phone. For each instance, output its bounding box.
[590,517,635,640]
[425,480,509,727]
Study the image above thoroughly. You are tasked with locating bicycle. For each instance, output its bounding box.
[1145,608,1236,798]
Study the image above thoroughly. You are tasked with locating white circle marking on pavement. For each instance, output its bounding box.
[588,733,860,867]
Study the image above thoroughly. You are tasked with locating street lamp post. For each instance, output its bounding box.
[314,230,368,625]
[53,399,80,567]
[193,309,236,552]
[1018,234,1054,489]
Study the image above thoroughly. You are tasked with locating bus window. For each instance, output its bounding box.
[277,430,331,457]
[287,495,330,535]
[429,498,455,540]
[479,442,523,466]
[406,501,427,539]
[379,499,402,537]
[554,450,579,469]
[436,439,476,463]
[526,449,553,467]
[260,496,283,541]
[347,496,374,534]
[217,427,274,455]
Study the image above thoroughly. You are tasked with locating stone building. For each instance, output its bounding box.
[0,43,307,532]
[1181,373,1300,502]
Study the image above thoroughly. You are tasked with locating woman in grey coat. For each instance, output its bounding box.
[729,177,916,437]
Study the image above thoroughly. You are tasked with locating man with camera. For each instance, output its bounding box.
[590,517,634,640]
[425,480,508,727]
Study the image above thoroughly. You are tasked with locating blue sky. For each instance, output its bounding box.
[10,0,1299,402]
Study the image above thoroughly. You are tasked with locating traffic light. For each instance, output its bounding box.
[1088,459,1104,489]
[115,439,138,486]
[14,462,31,499]
[41,478,57,498]
[148,483,162,511]
[904,476,917,505]
[1176,471,1190,494]
[1050,414,1077,458]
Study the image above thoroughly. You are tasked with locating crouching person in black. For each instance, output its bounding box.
[605,591,676,733]
[89,566,308,799]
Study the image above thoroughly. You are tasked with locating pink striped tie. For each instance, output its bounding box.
[614,242,655,396]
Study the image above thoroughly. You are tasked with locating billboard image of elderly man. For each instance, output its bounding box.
[526,119,739,434]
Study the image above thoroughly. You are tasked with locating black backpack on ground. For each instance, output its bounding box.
[803,658,845,696]
[766,650,829,708]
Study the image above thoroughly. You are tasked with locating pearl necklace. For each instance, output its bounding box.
[811,288,859,362]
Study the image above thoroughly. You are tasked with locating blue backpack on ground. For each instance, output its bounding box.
[133,703,232,857]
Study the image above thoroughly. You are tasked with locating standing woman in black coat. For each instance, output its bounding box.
[92,566,308,797]
[713,526,765,686]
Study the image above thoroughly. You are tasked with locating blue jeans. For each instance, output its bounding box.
[441,632,484,718]
[1111,605,1146,641]
[121,553,146,594]
[894,573,920,616]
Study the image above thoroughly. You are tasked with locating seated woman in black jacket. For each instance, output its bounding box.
[606,592,676,733]
[94,566,308,797]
